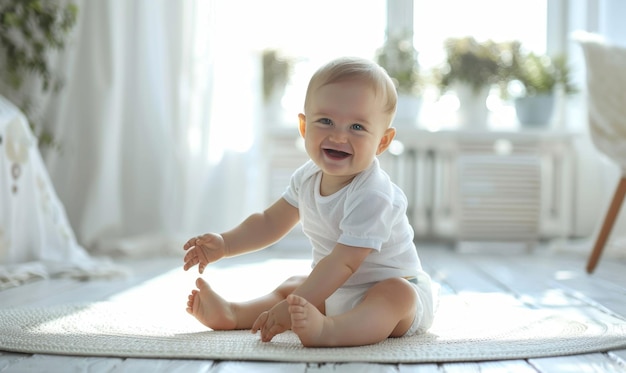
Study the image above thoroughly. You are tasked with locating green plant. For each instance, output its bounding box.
[507,49,577,97]
[0,0,78,147]
[262,49,293,103]
[436,36,513,94]
[375,32,421,95]
[552,54,578,95]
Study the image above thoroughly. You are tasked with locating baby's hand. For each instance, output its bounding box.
[251,300,291,342]
[182,233,226,273]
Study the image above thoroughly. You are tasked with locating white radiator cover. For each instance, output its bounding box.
[382,129,576,244]
[456,153,541,241]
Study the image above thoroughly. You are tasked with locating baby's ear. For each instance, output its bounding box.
[376,127,396,155]
[298,114,306,138]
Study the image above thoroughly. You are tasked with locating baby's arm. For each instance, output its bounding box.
[294,243,372,306]
[221,198,299,256]
[183,198,299,273]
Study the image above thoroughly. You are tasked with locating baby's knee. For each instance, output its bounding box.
[373,277,419,304]
[276,275,307,296]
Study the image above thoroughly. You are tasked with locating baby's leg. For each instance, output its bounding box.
[187,276,306,330]
[287,277,417,347]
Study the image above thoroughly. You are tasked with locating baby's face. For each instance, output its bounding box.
[300,79,393,182]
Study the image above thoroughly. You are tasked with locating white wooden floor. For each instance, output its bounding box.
[1,243,626,373]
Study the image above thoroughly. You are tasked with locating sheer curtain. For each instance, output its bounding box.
[43,0,262,257]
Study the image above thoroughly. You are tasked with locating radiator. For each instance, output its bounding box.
[456,153,541,241]
[381,134,554,244]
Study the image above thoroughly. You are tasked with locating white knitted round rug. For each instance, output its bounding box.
[0,296,625,363]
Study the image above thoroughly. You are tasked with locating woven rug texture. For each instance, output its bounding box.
[1,292,625,363]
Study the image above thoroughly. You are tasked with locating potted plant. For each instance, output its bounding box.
[507,49,577,126]
[375,31,422,123]
[0,0,78,147]
[435,36,514,128]
[436,36,508,94]
[262,49,293,109]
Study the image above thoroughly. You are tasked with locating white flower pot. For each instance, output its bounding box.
[514,93,555,127]
[455,83,490,130]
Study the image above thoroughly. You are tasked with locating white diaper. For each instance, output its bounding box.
[324,283,371,317]
[324,273,438,337]
[403,273,438,336]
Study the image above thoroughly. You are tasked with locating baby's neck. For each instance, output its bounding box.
[319,173,356,196]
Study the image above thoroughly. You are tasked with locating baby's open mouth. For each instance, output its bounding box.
[323,148,351,160]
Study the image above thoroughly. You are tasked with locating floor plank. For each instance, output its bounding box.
[437,361,538,373]
[469,254,588,309]
[210,361,306,372]
[1,354,123,373]
[608,349,626,365]
[305,363,399,372]
[0,257,181,308]
[112,358,215,372]
[398,363,441,372]
[0,352,30,371]
[529,353,626,372]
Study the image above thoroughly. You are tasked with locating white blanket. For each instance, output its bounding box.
[0,96,125,289]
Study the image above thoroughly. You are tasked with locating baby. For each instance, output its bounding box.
[183,56,435,347]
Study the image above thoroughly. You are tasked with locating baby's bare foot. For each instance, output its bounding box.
[287,294,331,347]
[187,277,237,330]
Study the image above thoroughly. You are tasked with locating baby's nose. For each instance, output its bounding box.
[329,128,349,143]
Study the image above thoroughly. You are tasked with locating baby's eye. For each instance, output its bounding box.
[351,123,365,131]
[318,118,333,125]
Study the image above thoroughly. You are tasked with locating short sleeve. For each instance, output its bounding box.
[281,160,318,208]
[337,190,396,251]
[282,176,299,208]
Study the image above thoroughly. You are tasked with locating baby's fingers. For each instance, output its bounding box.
[251,311,269,334]
[182,250,202,272]
[183,236,200,251]
[182,255,196,272]
[261,324,284,342]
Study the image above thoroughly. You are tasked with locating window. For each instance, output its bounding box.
[230,0,600,132]
[247,0,387,121]
[188,0,386,160]
[413,0,547,69]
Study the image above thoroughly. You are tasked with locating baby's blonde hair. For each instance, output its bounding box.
[303,57,398,125]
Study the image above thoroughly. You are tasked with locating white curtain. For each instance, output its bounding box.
[42,0,263,257]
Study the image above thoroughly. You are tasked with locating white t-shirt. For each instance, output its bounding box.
[282,158,426,287]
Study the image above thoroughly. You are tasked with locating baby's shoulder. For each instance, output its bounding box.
[351,161,393,193]
[291,160,320,185]
[350,163,408,206]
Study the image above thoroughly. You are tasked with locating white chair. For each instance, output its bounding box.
[575,32,626,274]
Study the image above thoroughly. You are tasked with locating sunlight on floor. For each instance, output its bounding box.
[107,258,311,309]
[25,258,312,333]
[554,270,578,281]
